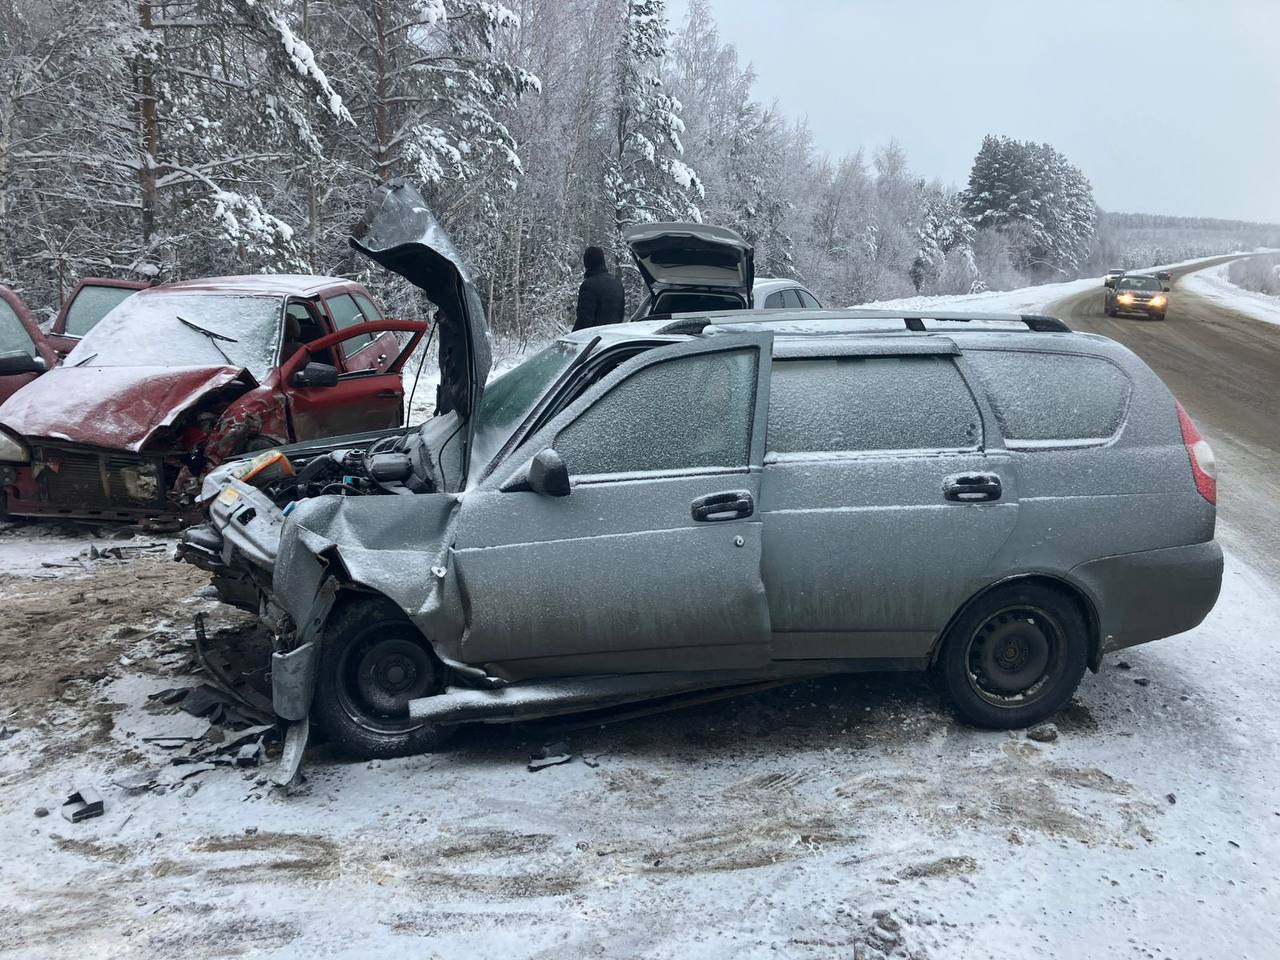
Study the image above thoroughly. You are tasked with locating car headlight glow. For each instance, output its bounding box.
[1117,293,1134,305]
[1150,294,1167,307]
[0,429,29,464]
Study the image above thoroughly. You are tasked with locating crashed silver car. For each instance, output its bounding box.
[180,181,1222,767]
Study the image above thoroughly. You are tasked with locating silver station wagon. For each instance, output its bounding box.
[180,183,1223,769]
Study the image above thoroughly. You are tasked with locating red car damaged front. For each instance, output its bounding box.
[0,278,424,523]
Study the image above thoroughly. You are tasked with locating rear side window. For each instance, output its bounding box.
[556,349,758,477]
[965,350,1131,445]
[763,291,785,308]
[64,285,137,337]
[326,293,375,357]
[767,356,981,454]
[353,293,383,322]
[781,289,804,308]
[797,289,822,309]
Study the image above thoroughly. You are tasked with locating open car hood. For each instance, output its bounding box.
[0,364,252,452]
[349,181,491,440]
[622,222,755,303]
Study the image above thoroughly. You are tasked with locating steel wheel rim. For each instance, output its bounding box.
[964,604,1064,708]
[336,626,437,734]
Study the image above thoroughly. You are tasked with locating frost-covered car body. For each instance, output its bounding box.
[0,275,424,522]
[1103,268,1126,289]
[0,286,56,406]
[44,277,146,357]
[1105,274,1170,320]
[626,222,756,318]
[178,182,1222,764]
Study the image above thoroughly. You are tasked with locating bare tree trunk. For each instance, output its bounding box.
[136,0,160,244]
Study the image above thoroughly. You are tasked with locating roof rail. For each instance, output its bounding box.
[654,309,1072,336]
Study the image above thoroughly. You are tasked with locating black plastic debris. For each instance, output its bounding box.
[61,786,105,822]
[235,740,264,768]
[528,740,572,771]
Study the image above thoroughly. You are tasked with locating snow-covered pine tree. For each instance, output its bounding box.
[604,0,704,257]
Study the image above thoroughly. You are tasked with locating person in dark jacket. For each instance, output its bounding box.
[574,245,626,331]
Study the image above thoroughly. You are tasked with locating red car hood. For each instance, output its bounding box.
[0,364,254,452]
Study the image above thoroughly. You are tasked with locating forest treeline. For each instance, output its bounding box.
[3,0,1278,337]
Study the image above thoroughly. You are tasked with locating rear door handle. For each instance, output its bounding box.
[691,490,754,522]
[376,389,401,399]
[943,473,1002,503]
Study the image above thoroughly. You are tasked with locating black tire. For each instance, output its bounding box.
[311,596,454,759]
[935,582,1087,730]
[1105,307,1117,317]
[1152,312,1166,321]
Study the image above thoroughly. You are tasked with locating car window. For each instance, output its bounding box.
[64,285,138,338]
[767,356,981,454]
[797,289,822,309]
[965,350,1131,445]
[353,293,384,322]
[782,289,804,308]
[326,293,375,358]
[0,299,37,357]
[1118,276,1159,291]
[764,291,785,308]
[556,348,758,477]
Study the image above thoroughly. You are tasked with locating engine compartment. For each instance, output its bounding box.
[248,430,441,507]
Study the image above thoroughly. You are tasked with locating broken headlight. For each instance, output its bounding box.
[0,428,29,464]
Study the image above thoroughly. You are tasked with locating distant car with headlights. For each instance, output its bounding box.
[1105,274,1170,320]
[1104,269,1126,289]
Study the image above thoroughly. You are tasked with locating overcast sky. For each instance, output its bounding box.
[666,0,1280,223]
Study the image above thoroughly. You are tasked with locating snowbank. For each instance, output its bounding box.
[1180,259,1280,328]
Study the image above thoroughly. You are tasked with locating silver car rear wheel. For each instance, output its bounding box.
[937,583,1088,730]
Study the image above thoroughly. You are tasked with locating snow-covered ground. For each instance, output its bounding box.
[1180,259,1280,328]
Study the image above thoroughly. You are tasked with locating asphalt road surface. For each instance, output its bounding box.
[1047,255,1280,585]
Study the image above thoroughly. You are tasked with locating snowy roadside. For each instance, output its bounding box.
[1179,258,1280,328]
[854,252,1246,315]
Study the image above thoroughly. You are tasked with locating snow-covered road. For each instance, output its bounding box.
[2,263,1279,959]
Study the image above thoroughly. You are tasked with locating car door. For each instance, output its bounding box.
[47,279,145,356]
[451,333,774,679]
[280,319,426,441]
[322,290,400,375]
[759,342,1019,662]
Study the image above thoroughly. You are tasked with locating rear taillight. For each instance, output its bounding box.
[1175,401,1216,504]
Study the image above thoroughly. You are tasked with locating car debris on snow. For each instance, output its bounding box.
[60,785,105,822]
[528,740,573,771]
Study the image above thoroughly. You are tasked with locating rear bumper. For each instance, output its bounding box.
[1072,540,1223,658]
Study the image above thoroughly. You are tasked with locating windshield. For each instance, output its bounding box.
[63,292,282,380]
[0,299,37,358]
[468,340,581,470]
[1119,276,1160,291]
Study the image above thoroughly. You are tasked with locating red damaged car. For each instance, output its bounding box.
[0,275,425,523]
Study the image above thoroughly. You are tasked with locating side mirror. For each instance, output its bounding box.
[0,351,46,376]
[291,361,338,388]
[1163,286,1171,293]
[527,448,571,497]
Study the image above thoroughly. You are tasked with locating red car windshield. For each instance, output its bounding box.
[0,299,38,358]
[63,292,282,380]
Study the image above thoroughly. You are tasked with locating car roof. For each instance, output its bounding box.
[752,278,807,296]
[559,308,1085,348]
[139,274,360,297]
